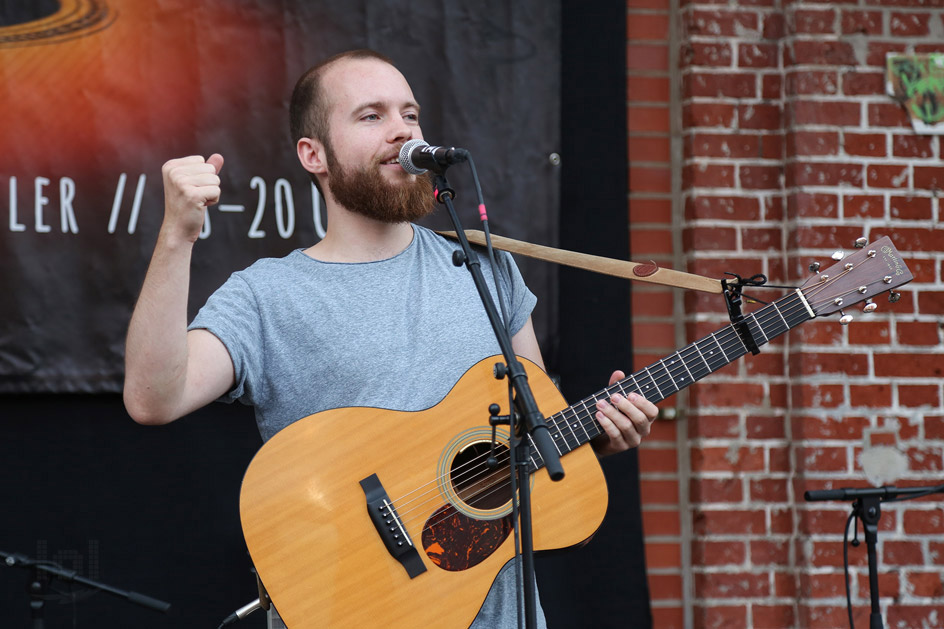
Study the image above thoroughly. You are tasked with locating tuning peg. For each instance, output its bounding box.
[839,311,854,325]
[809,261,821,273]
[889,291,901,303]
[831,251,845,261]
[863,300,877,313]
[855,237,868,248]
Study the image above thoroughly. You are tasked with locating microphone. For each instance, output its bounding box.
[398,139,469,175]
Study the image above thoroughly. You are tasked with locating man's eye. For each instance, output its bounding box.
[362,113,380,121]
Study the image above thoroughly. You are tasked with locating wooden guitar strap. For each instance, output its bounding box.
[438,230,723,294]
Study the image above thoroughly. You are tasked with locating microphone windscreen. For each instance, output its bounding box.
[399,139,429,175]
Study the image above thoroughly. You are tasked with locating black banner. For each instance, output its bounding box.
[1,0,561,392]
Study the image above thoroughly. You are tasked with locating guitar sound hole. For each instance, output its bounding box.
[450,442,512,511]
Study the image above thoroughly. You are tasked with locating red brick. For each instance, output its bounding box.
[904,509,944,535]
[628,43,669,72]
[689,414,740,438]
[841,70,885,96]
[885,540,924,565]
[685,9,759,36]
[841,10,883,35]
[897,322,941,345]
[692,540,746,565]
[740,166,782,190]
[687,42,734,67]
[693,605,748,629]
[692,446,766,473]
[688,132,759,158]
[792,352,869,376]
[630,225,674,254]
[843,194,885,218]
[788,40,857,66]
[850,383,893,407]
[628,75,671,102]
[738,42,780,68]
[890,12,931,36]
[892,134,935,158]
[642,478,680,504]
[648,573,683,600]
[686,195,760,220]
[790,161,863,187]
[908,572,944,598]
[868,102,912,127]
[844,132,886,157]
[866,164,909,188]
[788,192,838,218]
[906,446,944,471]
[646,541,682,568]
[790,100,860,126]
[643,508,681,536]
[786,70,840,96]
[683,226,738,251]
[629,105,671,133]
[793,8,836,34]
[628,13,670,40]
[691,477,743,503]
[683,72,757,99]
[789,130,840,156]
[762,73,782,99]
[914,166,944,191]
[694,571,771,598]
[866,41,906,67]
[651,606,684,629]
[750,478,789,502]
[738,103,782,130]
[630,166,672,193]
[746,416,785,439]
[629,136,671,162]
[794,415,869,440]
[791,383,845,408]
[754,605,796,628]
[630,198,672,223]
[684,102,737,128]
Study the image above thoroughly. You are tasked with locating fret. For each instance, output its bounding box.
[655,360,679,394]
[711,331,731,362]
[642,366,664,400]
[771,301,789,329]
[662,353,692,390]
[679,343,711,381]
[695,336,727,373]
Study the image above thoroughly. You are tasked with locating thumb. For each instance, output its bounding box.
[207,153,224,174]
[608,370,625,386]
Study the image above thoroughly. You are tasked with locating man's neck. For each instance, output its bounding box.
[304,207,415,263]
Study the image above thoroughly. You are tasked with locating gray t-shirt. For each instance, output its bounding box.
[190,224,545,628]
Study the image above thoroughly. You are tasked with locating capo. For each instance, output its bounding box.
[721,273,768,356]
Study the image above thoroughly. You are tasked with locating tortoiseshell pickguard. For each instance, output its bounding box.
[421,504,513,571]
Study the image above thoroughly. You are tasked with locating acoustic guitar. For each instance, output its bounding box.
[240,237,912,628]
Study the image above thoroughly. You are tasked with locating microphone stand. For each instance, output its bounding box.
[1,550,171,628]
[433,170,564,629]
[805,485,944,629]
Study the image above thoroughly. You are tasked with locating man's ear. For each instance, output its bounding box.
[297,137,328,176]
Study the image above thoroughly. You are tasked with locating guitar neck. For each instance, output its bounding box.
[526,290,814,471]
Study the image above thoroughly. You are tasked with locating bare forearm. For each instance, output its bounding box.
[123,231,196,423]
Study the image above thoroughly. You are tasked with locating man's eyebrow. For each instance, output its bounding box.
[352,100,422,116]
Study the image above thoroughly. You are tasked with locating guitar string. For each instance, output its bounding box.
[391,268,890,535]
[392,272,873,534]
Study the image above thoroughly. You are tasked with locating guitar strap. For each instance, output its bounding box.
[438,230,723,294]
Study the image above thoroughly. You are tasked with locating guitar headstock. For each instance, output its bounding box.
[799,236,913,319]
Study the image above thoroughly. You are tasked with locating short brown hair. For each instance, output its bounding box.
[289,49,397,145]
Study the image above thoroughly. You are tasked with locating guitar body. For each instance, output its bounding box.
[239,356,609,629]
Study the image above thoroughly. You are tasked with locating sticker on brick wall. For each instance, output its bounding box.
[886,53,944,134]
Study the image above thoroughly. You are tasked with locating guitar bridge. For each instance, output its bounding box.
[359,473,427,579]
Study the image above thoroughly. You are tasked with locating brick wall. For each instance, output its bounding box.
[630,0,944,627]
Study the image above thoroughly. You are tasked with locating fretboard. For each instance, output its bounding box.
[526,290,814,472]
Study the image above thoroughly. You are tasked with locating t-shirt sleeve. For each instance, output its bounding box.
[188,272,265,405]
[494,250,537,336]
